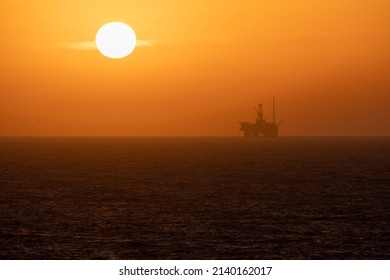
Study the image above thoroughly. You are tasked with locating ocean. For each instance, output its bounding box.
[0,137,389,259]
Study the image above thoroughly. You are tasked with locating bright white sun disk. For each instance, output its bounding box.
[96,22,136,59]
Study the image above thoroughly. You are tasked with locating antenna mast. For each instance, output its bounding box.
[273,97,276,125]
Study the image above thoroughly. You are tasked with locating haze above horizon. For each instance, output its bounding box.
[1,1,389,136]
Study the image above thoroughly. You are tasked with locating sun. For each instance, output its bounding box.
[95,22,137,59]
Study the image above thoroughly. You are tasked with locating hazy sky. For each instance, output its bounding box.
[1,0,389,136]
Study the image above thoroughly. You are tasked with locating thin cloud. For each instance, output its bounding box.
[63,40,163,50]
[64,41,97,50]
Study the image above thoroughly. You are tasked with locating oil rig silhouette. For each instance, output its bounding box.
[240,98,279,137]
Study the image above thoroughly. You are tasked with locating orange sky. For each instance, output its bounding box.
[1,0,389,136]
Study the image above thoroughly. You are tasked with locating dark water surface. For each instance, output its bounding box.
[0,137,389,259]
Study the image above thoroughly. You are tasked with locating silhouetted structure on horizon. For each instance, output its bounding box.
[240,98,279,137]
